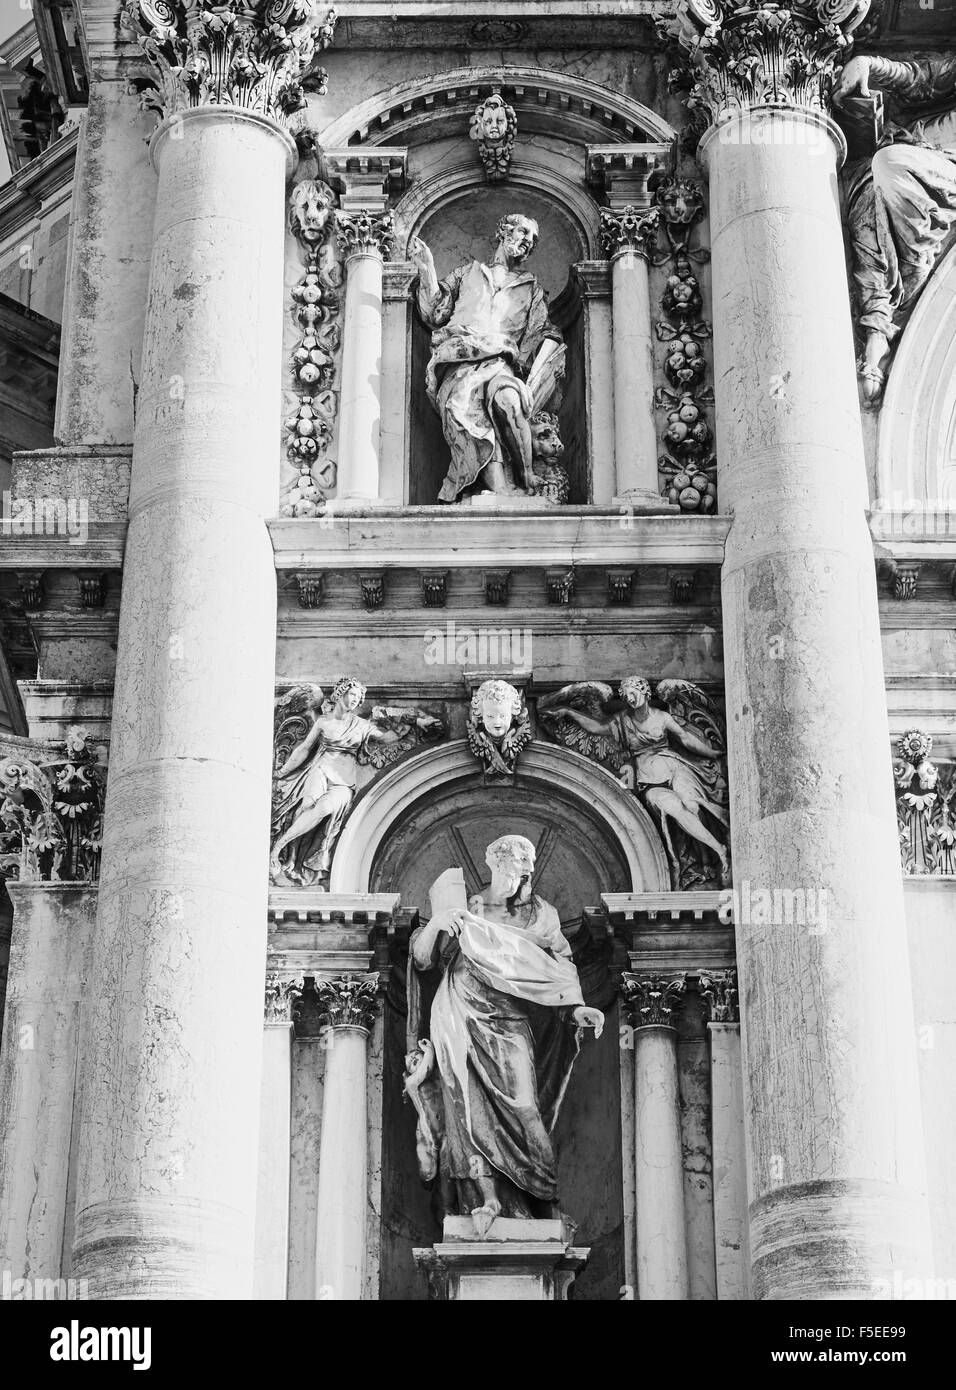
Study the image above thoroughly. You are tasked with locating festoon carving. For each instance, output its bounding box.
[120,0,337,126]
[894,730,956,877]
[281,178,342,516]
[0,728,106,884]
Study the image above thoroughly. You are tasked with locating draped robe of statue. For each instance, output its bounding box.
[843,56,956,345]
[408,881,584,1215]
[417,260,561,502]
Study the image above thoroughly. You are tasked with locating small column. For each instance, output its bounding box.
[314,975,378,1301]
[672,1,933,1298]
[0,884,97,1286]
[333,212,394,505]
[601,207,662,508]
[253,976,301,1301]
[622,971,688,1300]
[699,970,750,1301]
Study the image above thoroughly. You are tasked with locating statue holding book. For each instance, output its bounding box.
[410,214,566,502]
[403,835,603,1233]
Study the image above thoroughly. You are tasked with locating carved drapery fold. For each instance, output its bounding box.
[120,0,337,126]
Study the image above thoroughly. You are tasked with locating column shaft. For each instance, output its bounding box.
[315,1025,369,1300]
[253,1021,294,1300]
[708,1021,750,1300]
[71,109,289,1298]
[336,250,384,503]
[704,108,932,1297]
[634,1025,688,1300]
[611,251,658,502]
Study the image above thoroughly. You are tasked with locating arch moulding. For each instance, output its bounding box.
[328,740,670,896]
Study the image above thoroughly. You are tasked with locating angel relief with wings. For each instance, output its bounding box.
[538,676,730,889]
[270,677,444,887]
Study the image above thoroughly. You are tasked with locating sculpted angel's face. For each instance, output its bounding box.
[479,96,509,142]
[622,678,651,711]
[482,693,514,738]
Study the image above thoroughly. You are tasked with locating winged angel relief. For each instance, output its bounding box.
[537,676,730,889]
[270,677,444,886]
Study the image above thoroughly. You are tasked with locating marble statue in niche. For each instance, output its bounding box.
[466,678,532,780]
[835,53,956,404]
[404,834,604,1235]
[409,213,566,503]
[538,676,730,889]
[469,88,517,182]
[270,678,443,886]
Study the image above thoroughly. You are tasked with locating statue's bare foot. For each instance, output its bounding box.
[859,330,891,406]
[470,1200,501,1239]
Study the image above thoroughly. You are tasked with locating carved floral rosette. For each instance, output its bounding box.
[653,177,717,514]
[281,179,342,515]
[894,730,956,876]
[0,729,106,885]
[663,0,870,131]
[120,0,337,127]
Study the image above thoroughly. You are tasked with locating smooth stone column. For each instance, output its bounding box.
[701,106,933,1297]
[55,82,156,445]
[253,979,300,1300]
[600,207,664,509]
[314,976,377,1301]
[0,885,96,1285]
[623,972,688,1300]
[334,213,393,505]
[700,969,749,1301]
[71,107,291,1299]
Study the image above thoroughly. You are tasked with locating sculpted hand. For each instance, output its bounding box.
[573,1005,605,1040]
[833,56,872,106]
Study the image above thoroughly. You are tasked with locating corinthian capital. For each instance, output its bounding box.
[120,1,337,127]
[316,974,379,1030]
[699,969,739,1023]
[621,972,686,1029]
[599,206,660,262]
[666,0,870,127]
[335,210,394,259]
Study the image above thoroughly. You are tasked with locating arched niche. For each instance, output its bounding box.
[318,67,676,507]
[877,243,956,509]
[328,740,670,902]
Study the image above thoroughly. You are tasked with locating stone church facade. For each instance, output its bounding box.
[0,0,953,1301]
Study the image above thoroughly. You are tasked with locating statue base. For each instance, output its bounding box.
[461,492,558,511]
[612,489,680,514]
[413,1217,589,1301]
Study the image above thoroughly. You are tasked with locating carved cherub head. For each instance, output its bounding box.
[471,679,523,740]
[470,90,516,147]
[494,213,538,265]
[289,179,336,245]
[330,675,366,711]
[620,675,652,710]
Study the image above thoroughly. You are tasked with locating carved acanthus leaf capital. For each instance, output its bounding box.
[264,973,303,1023]
[621,971,687,1029]
[666,0,870,128]
[699,968,739,1023]
[120,0,337,128]
[335,209,394,260]
[316,974,379,1030]
[599,205,660,262]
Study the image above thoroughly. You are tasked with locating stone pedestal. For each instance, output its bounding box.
[414,1218,588,1301]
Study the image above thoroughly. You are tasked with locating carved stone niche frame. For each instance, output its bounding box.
[308,67,677,510]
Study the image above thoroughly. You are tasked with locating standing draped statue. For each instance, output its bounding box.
[409,214,565,502]
[835,53,956,404]
[403,834,603,1233]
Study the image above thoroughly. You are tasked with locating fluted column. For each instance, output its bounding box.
[672,0,932,1298]
[622,972,688,1300]
[314,975,378,1301]
[334,212,394,505]
[71,1,335,1299]
[699,970,749,1300]
[600,207,662,507]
